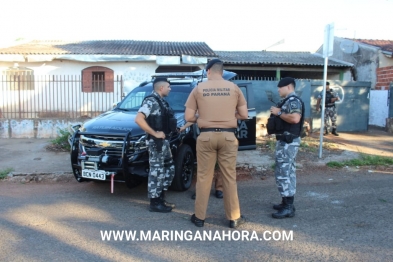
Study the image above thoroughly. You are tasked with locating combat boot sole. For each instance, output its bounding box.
[272,209,295,219]
[272,212,295,219]
[149,204,172,213]
[273,204,296,211]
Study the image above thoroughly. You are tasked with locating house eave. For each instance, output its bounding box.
[0,54,209,64]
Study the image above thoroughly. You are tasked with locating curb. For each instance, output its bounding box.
[6,172,74,183]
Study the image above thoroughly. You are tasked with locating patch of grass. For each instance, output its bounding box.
[264,139,276,151]
[262,136,340,153]
[51,128,71,151]
[327,154,393,168]
[300,141,318,153]
[0,168,14,180]
[300,136,340,151]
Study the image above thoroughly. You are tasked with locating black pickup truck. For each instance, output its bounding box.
[68,70,256,191]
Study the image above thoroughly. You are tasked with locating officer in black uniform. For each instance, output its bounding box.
[268,77,304,219]
[135,78,176,213]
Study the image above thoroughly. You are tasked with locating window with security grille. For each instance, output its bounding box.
[92,72,105,92]
[82,66,114,93]
[2,67,35,90]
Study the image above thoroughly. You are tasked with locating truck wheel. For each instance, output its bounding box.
[70,135,86,182]
[170,144,194,191]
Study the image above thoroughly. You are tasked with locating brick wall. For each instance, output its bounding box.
[376,66,393,90]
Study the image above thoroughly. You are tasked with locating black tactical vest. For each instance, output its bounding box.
[325,90,335,107]
[143,94,175,135]
[267,95,304,137]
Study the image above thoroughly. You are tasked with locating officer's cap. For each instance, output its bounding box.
[153,77,170,85]
[277,77,296,88]
[326,81,330,86]
[205,59,223,70]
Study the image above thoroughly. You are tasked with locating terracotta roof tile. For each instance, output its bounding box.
[350,39,393,53]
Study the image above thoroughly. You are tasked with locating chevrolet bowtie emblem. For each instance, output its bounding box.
[99,142,111,147]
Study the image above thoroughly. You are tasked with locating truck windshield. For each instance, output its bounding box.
[117,84,193,112]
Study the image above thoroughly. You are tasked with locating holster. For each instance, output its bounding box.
[152,137,164,152]
[276,132,297,143]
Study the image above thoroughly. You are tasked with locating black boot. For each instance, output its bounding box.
[332,128,339,136]
[272,196,295,219]
[149,197,172,213]
[160,191,176,209]
[273,197,296,211]
[324,128,329,136]
[191,214,205,227]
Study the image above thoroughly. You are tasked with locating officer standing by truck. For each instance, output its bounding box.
[135,78,176,213]
[269,77,304,219]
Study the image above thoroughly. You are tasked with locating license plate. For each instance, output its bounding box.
[81,170,107,180]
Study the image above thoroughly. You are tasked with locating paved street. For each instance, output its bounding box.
[1,166,393,261]
[1,130,392,261]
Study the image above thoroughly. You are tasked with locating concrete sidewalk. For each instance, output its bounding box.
[0,128,392,176]
[0,138,71,175]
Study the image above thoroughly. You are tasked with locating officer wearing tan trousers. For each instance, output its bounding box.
[185,59,248,228]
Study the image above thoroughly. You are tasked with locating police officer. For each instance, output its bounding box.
[135,77,176,213]
[180,122,224,200]
[191,173,224,199]
[316,82,340,136]
[269,77,304,219]
[185,59,248,228]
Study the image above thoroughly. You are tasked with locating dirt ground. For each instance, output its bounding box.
[235,129,393,181]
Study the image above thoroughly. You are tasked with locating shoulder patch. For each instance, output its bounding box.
[290,101,299,109]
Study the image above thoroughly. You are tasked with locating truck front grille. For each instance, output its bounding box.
[79,134,146,158]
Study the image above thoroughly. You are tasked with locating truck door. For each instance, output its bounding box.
[236,82,256,150]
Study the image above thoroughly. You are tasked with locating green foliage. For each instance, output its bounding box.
[0,168,13,180]
[299,141,318,153]
[51,128,71,151]
[265,139,276,151]
[327,154,393,168]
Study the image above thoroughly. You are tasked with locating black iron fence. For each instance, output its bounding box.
[0,75,123,119]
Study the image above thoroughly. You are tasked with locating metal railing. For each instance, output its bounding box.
[0,75,123,119]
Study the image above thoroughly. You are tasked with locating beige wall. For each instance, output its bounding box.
[379,52,393,68]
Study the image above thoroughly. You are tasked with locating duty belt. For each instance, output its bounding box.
[276,133,299,143]
[200,128,237,133]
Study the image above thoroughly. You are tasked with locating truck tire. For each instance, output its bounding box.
[70,134,86,182]
[170,144,194,191]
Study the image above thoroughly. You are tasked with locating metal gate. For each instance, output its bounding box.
[234,79,371,132]
[0,75,123,119]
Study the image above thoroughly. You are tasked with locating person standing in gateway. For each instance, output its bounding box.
[316,81,340,136]
[184,59,248,228]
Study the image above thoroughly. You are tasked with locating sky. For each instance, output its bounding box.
[0,0,392,52]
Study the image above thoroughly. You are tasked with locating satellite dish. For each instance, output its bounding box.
[340,40,359,54]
